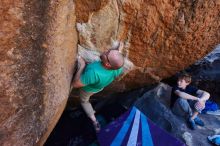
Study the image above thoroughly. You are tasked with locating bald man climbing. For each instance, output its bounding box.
[71,43,124,132]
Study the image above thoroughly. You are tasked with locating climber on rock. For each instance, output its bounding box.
[170,72,210,130]
[71,42,124,133]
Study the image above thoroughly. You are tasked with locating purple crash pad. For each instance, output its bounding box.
[97,107,185,146]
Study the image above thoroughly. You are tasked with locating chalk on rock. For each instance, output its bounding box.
[112,40,120,49]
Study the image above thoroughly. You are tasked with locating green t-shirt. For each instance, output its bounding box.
[80,61,123,93]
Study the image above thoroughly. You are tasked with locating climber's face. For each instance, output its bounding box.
[100,49,114,69]
[101,49,111,62]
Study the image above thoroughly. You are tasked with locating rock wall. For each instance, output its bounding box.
[0,0,219,145]
[75,0,220,91]
[0,0,77,145]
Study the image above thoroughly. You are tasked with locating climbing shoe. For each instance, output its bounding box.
[187,118,196,130]
[194,117,205,126]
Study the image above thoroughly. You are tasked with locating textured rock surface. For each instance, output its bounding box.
[0,0,77,145]
[75,0,220,91]
[1,0,220,145]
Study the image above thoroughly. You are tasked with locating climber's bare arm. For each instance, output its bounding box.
[72,79,84,88]
[72,56,86,88]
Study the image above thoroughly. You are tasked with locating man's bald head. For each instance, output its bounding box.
[100,49,124,70]
[108,50,124,69]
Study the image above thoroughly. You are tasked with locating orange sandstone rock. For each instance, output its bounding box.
[0,0,77,145]
[0,0,219,145]
[75,0,220,91]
